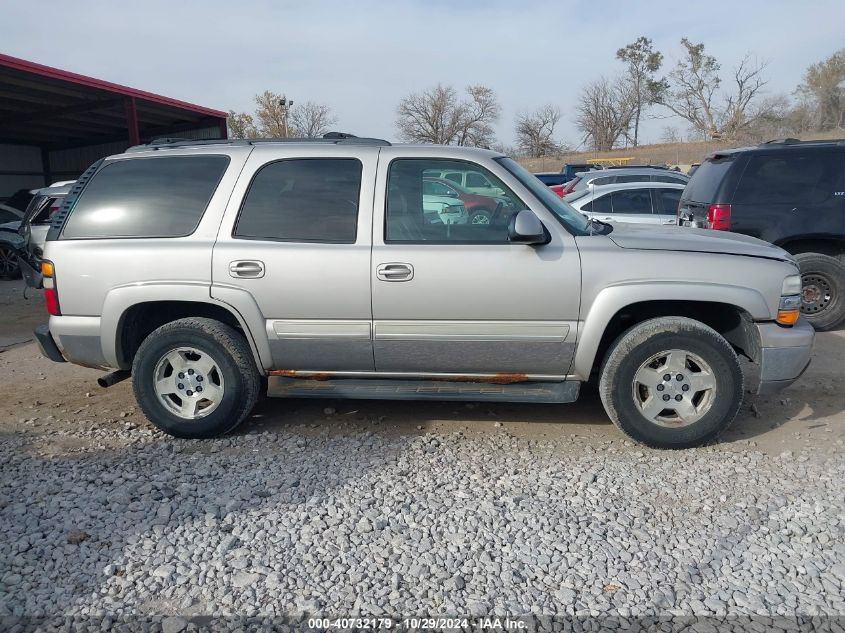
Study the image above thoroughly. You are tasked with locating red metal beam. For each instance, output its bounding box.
[0,53,228,119]
[125,97,140,146]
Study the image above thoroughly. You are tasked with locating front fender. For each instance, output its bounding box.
[572,281,771,380]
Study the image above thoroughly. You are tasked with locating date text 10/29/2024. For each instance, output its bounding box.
[308,618,529,630]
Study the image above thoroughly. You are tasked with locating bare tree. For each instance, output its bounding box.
[515,105,564,157]
[576,77,636,151]
[796,48,845,130]
[616,36,664,146]
[396,84,500,146]
[227,110,258,139]
[657,39,767,140]
[253,90,289,137]
[289,101,338,138]
[660,125,681,144]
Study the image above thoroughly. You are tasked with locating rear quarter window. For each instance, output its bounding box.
[733,152,828,205]
[62,155,229,239]
[683,155,738,203]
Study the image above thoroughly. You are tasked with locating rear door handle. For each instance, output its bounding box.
[229,260,265,278]
[376,262,414,282]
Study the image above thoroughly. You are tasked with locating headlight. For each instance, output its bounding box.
[782,274,802,296]
[777,275,802,326]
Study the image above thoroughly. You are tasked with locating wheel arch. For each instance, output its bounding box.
[101,284,271,372]
[778,236,845,259]
[573,283,767,380]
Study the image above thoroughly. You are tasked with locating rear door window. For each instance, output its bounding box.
[611,189,653,214]
[585,194,612,214]
[63,156,229,239]
[235,158,362,243]
[733,153,826,205]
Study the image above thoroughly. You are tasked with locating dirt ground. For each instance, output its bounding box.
[1,278,843,455]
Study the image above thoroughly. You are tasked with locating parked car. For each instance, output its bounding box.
[562,167,690,197]
[0,218,23,279]
[33,136,812,449]
[1,188,35,213]
[0,204,24,223]
[17,181,74,288]
[423,177,510,225]
[424,168,507,198]
[567,182,685,225]
[560,163,602,181]
[678,138,845,330]
[534,172,569,187]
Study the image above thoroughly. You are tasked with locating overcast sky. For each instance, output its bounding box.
[4,0,844,147]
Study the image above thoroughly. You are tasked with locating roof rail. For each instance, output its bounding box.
[126,132,391,152]
[760,138,801,145]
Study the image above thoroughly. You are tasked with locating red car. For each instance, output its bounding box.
[422,177,505,225]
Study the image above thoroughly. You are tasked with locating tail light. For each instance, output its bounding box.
[550,184,564,198]
[707,203,731,230]
[42,260,61,316]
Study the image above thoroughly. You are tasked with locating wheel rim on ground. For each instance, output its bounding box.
[631,349,717,428]
[0,247,17,276]
[801,273,833,315]
[153,347,225,420]
[471,212,491,225]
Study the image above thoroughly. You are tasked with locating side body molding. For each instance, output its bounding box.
[572,281,772,380]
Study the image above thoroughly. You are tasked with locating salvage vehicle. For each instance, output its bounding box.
[567,182,685,225]
[678,138,845,330]
[34,135,813,448]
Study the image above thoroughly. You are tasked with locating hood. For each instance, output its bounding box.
[608,223,793,262]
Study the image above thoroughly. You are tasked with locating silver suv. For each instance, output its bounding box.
[34,136,813,449]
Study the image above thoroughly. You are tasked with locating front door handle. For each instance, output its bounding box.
[229,260,265,278]
[376,262,414,282]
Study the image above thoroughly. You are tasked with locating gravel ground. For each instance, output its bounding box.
[0,286,844,626]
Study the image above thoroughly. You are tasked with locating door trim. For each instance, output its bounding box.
[272,319,372,340]
[374,320,571,342]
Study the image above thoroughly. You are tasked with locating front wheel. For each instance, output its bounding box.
[132,317,261,438]
[795,252,845,331]
[469,209,492,225]
[599,317,743,449]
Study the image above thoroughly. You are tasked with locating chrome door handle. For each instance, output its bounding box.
[376,262,414,282]
[229,260,265,278]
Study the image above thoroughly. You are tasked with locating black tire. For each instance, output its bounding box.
[132,317,261,438]
[795,252,845,331]
[0,245,21,280]
[599,317,743,449]
[469,209,492,225]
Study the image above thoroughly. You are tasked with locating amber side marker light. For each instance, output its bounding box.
[42,260,61,316]
[776,291,802,326]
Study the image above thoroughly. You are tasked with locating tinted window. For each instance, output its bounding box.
[235,159,361,243]
[465,172,490,188]
[422,180,456,197]
[733,153,826,205]
[588,194,612,214]
[444,173,462,184]
[386,159,524,243]
[63,156,228,239]
[591,176,613,186]
[654,188,682,214]
[611,189,653,214]
[684,155,737,202]
[615,174,648,183]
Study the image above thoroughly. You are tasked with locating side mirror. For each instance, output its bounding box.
[508,209,549,245]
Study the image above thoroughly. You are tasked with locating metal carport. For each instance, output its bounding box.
[0,53,228,198]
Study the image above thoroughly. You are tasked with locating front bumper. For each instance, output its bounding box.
[34,324,66,363]
[755,318,814,394]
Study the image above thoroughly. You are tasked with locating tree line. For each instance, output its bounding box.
[228,44,845,157]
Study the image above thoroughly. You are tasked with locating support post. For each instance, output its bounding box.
[40,148,52,186]
[124,97,140,145]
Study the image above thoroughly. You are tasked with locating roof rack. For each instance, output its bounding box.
[758,137,845,147]
[126,132,391,152]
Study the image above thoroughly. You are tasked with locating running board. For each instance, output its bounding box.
[267,377,579,404]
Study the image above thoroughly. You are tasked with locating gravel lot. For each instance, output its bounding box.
[0,281,843,625]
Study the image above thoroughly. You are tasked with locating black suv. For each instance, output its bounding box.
[679,138,845,330]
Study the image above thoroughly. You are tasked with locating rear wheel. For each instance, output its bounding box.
[132,317,261,438]
[795,252,845,331]
[469,208,492,225]
[599,317,743,449]
[0,245,21,280]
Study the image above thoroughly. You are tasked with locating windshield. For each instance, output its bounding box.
[496,157,591,234]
